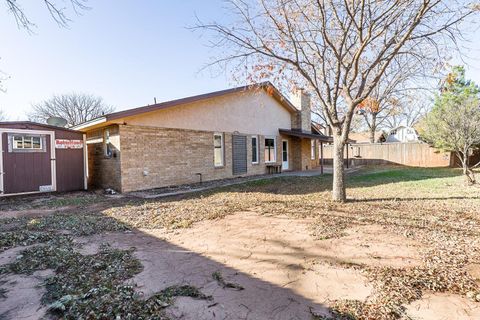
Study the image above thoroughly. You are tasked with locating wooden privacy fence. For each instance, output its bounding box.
[322,142,453,167]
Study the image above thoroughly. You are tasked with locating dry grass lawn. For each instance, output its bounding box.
[1,166,480,319]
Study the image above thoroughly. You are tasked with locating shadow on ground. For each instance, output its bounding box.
[0,213,339,320]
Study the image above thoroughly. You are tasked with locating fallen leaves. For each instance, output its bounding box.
[0,213,130,253]
[212,271,244,291]
[1,166,479,319]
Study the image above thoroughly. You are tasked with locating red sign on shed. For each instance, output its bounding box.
[55,139,83,149]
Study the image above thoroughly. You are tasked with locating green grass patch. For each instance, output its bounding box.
[0,213,130,253]
[2,238,211,319]
[0,192,104,211]
[349,167,460,186]
[45,194,102,208]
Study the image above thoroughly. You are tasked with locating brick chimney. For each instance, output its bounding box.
[290,88,311,133]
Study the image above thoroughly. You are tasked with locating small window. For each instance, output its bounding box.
[13,136,23,149]
[32,136,41,149]
[251,136,259,164]
[214,133,224,167]
[12,135,42,150]
[311,140,316,159]
[104,129,112,158]
[264,137,276,163]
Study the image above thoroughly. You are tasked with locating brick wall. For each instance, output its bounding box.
[119,125,285,192]
[291,138,321,171]
[290,90,311,132]
[86,125,122,191]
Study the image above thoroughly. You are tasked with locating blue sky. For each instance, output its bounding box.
[0,0,231,120]
[1,1,479,120]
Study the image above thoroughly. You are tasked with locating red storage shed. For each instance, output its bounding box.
[0,122,87,195]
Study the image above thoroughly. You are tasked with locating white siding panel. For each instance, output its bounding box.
[116,91,293,136]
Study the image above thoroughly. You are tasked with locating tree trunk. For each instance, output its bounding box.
[462,161,476,185]
[332,134,346,202]
[369,114,377,143]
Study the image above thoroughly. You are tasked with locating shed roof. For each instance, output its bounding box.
[0,121,82,133]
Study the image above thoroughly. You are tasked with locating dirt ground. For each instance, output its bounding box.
[3,212,479,319]
[1,167,480,319]
[77,212,478,320]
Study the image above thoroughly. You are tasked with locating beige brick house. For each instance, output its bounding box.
[73,82,331,193]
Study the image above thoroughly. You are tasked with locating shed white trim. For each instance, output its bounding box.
[83,133,88,190]
[0,128,56,196]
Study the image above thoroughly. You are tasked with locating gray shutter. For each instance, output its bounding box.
[232,135,247,175]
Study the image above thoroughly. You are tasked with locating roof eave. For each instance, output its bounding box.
[279,128,333,142]
[71,117,107,131]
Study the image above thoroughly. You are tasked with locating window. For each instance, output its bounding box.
[251,136,259,164]
[13,135,42,150]
[311,140,316,159]
[282,141,288,162]
[264,137,276,163]
[214,133,224,167]
[104,129,112,157]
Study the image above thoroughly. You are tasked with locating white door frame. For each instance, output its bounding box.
[83,133,88,190]
[0,128,56,196]
[282,139,289,171]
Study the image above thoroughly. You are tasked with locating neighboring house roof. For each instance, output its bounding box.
[388,125,415,132]
[386,126,419,137]
[73,82,299,131]
[348,131,384,143]
[385,126,419,143]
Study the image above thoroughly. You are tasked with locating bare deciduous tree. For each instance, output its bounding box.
[384,90,432,130]
[0,109,7,121]
[0,68,8,93]
[356,57,435,142]
[29,93,114,127]
[1,1,89,91]
[197,0,478,201]
[4,0,89,30]
[357,75,402,142]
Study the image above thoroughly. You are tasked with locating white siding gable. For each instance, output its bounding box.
[115,90,293,136]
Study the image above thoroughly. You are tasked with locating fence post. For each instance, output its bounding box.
[320,143,324,174]
[346,143,349,168]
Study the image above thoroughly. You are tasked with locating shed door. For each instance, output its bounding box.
[2,132,53,194]
[232,135,247,175]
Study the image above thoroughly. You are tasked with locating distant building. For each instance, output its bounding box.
[385,126,419,143]
[348,131,385,144]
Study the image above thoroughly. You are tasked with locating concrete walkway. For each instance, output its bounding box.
[130,166,362,199]
[282,165,361,177]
